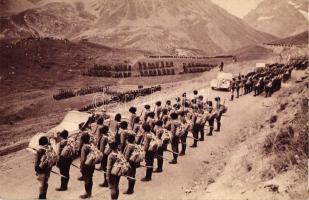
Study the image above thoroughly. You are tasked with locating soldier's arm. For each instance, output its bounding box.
[143,134,151,151]
[34,149,44,173]
[99,137,107,153]
[80,145,89,170]
[120,131,126,153]
[124,145,134,161]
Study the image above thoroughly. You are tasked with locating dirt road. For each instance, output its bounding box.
[0,60,276,200]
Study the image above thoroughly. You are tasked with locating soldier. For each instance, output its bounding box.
[35,136,52,199]
[123,133,137,194]
[230,78,235,101]
[98,126,110,187]
[112,113,122,145]
[106,140,121,200]
[236,77,241,98]
[165,100,173,113]
[164,112,181,164]
[119,121,129,153]
[56,130,73,191]
[153,120,165,173]
[154,101,162,119]
[79,134,95,199]
[161,108,169,125]
[178,111,189,156]
[206,101,216,136]
[129,107,137,130]
[143,105,151,123]
[141,124,156,181]
[147,112,157,131]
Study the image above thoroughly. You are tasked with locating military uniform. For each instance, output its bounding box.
[98,134,109,187]
[56,140,73,191]
[106,150,121,200]
[141,131,156,181]
[123,143,136,194]
[164,119,181,164]
[35,146,52,199]
[80,144,95,198]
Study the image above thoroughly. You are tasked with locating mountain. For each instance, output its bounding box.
[0,0,276,55]
[244,0,309,38]
[0,0,34,16]
[270,30,309,45]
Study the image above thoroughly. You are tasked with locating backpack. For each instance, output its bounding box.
[176,124,186,137]
[195,113,204,125]
[148,135,158,151]
[60,140,74,159]
[111,152,130,176]
[129,145,145,163]
[162,130,171,143]
[219,105,228,114]
[85,144,103,166]
[39,145,58,169]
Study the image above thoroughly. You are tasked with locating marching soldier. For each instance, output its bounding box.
[123,133,137,194]
[164,112,181,164]
[141,124,156,181]
[128,107,137,130]
[56,130,73,191]
[154,101,162,119]
[119,121,129,153]
[98,126,110,187]
[79,134,95,199]
[106,140,121,200]
[153,120,165,173]
[35,136,52,199]
[230,78,235,101]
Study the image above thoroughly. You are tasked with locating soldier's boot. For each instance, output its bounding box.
[199,130,205,141]
[215,122,221,132]
[56,178,68,191]
[207,127,213,136]
[169,154,178,164]
[99,174,109,187]
[154,158,163,173]
[39,193,46,199]
[190,139,197,148]
[230,94,234,101]
[141,168,152,181]
[179,144,186,156]
[123,180,135,195]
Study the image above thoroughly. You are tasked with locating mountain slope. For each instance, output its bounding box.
[244,0,309,38]
[0,0,276,55]
[270,31,309,45]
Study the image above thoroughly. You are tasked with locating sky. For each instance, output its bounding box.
[211,0,265,18]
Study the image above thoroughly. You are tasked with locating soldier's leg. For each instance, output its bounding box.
[154,147,163,172]
[170,136,179,163]
[99,155,109,187]
[207,120,214,136]
[199,124,205,141]
[109,175,120,200]
[190,125,198,147]
[215,115,221,132]
[180,131,187,156]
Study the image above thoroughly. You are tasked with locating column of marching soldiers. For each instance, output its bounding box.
[33,61,297,200]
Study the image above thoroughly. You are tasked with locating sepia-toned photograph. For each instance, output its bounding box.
[0,0,308,199]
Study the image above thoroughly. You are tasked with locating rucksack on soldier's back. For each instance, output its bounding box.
[129,144,145,163]
[111,152,130,176]
[85,144,103,166]
[39,145,58,169]
[60,140,75,159]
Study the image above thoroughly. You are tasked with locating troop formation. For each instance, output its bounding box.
[229,62,294,100]
[34,90,227,200]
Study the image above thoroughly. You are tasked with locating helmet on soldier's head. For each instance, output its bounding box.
[170,112,178,120]
[129,106,137,114]
[156,101,162,106]
[144,105,151,110]
[39,136,49,146]
[193,90,198,95]
[166,100,171,105]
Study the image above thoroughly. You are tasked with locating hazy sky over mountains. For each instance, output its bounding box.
[211,0,264,17]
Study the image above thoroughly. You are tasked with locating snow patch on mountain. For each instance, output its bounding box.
[257,16,274,21]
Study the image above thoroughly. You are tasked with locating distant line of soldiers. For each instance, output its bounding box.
[79,85,161,112]
[229,62,295,100]
[34,90,227,200]
[53,86,108,101]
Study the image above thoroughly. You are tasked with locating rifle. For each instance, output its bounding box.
[165,149,179,155]
[51,170,68,179]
